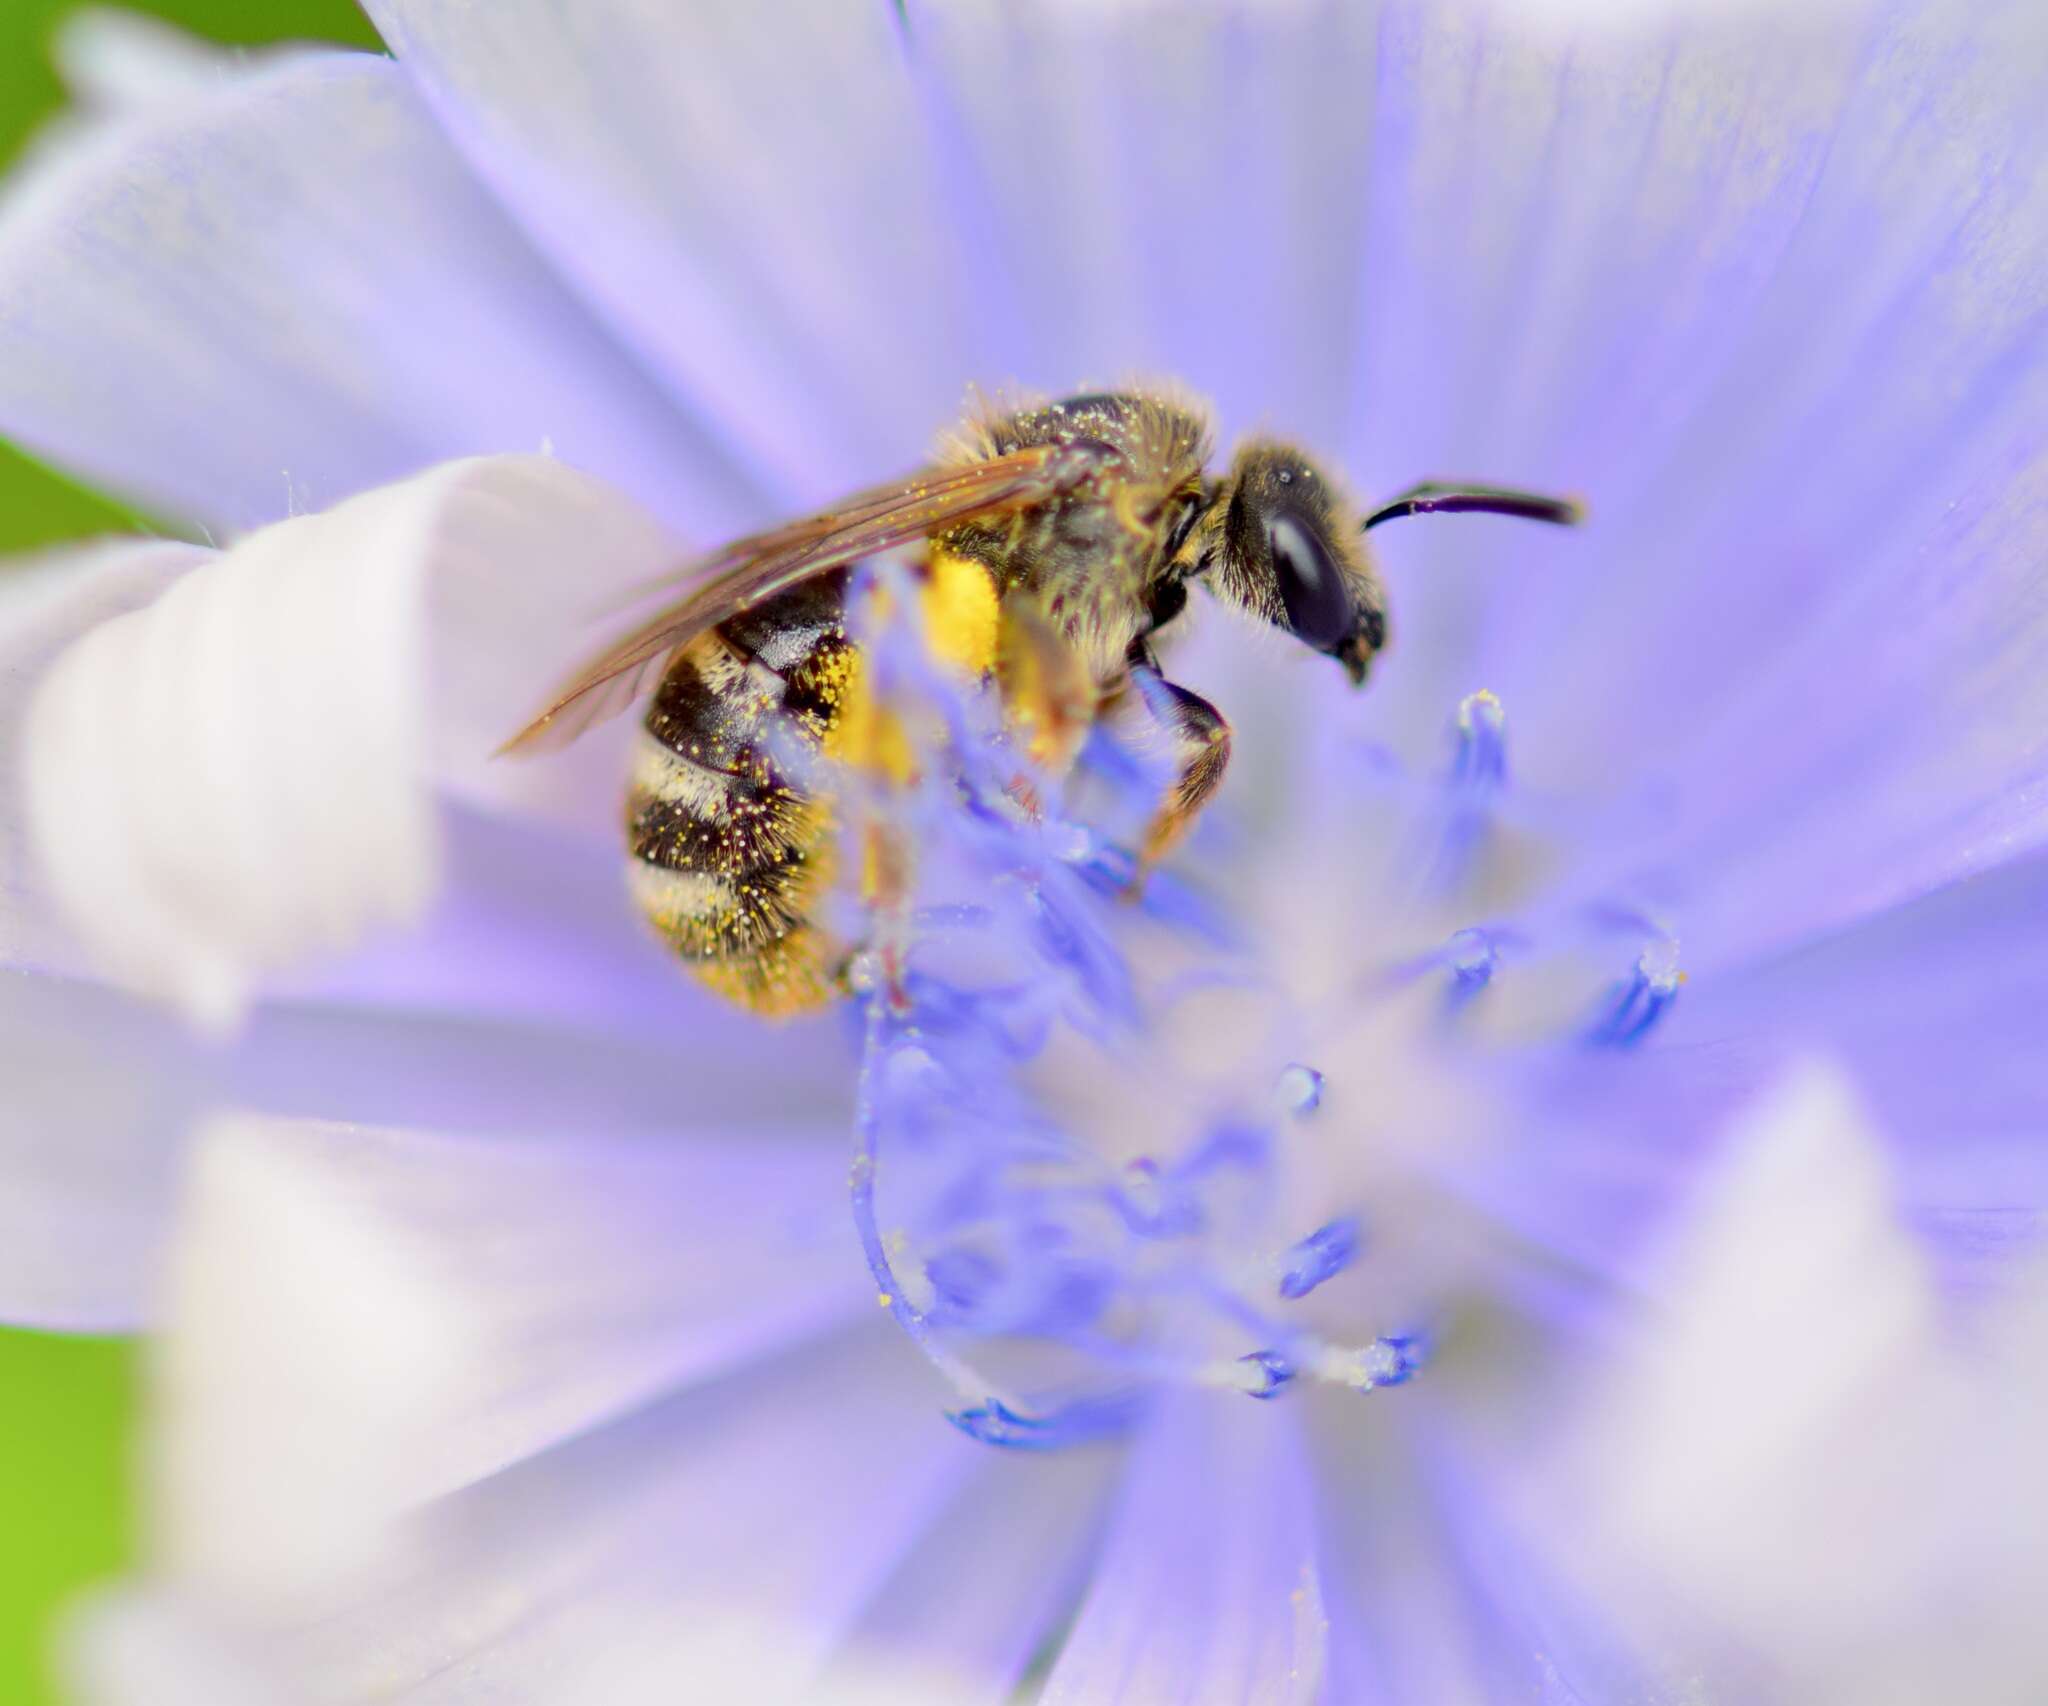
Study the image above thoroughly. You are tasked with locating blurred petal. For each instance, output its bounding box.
[1695,849,2048,1220]
[362,0,984,497]
[21,456,675,1027]
[820,1447,1116,1704]
[0,956,847,1332]
[1040,1392,1327,1706]
[1528,848,2048,1304]
[2,537,201,972]
[1571,1064,1971,1677]
[0,51,757,535]
[1312,1403,1710,1706]
[161,1327,991,1695]
[61,1589,307,1706]
[51,8,271,113]
[154,1112,864,1606]
[0,969,196,1329]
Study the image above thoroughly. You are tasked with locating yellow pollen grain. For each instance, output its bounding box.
[920,550,1000,677]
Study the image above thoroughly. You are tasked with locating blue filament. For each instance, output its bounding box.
[946,1391,1146,1451]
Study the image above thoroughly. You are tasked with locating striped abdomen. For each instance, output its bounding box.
[626,573,856,1017]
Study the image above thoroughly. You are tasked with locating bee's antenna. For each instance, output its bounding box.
[1362,481,1584,532]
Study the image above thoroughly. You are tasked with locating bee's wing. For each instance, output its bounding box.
[499,441,1110,756]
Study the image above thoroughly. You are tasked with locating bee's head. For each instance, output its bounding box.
[1188,440,1388,687]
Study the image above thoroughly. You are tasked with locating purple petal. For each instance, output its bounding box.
[1446,840,2048,1316]
[1040,1391,1327,1705]
[363,0,987,499]
[1367,4,2048,962]
[820,1446,1118,1703]
[1311,1399,1713,1705]
[0,52,757,535]
[905,3,1379,449]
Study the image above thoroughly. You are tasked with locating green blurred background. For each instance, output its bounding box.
[0,6,378,1700]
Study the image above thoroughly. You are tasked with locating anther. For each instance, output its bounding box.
[1450,690,1507,790]
[1277,1063,1324,1115]
[1234,1349,1297,1400]
[1446,926,1497,987]
[1277,1217,1361,1300]
[1335,1333,1427,1391]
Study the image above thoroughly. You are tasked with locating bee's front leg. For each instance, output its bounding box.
[1125,644,1232,882]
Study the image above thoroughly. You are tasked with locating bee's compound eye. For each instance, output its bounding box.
[1269,515,1354,650]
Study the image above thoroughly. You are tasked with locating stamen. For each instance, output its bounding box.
[1277,1217,1362,1300]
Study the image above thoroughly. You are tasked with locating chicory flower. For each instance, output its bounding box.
[1,2,2043,1701]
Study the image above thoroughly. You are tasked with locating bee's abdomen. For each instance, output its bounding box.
[627,577,853,1017]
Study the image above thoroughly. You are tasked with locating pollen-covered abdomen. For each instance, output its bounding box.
[626,573,854,1017]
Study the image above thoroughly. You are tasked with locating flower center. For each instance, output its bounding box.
[830,576,1679,1447]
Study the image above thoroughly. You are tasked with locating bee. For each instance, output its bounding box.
[504,389,1579,1016]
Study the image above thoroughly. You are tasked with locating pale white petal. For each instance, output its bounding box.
[0,957,846,1332]
[0,51,758,536]
[362,0,988,499]
[51,9,262,113]
[0,970,196,1330]
[21,456,675,1028]
[146,1125,988,1703]
[1565,1061,2040,1696]
[153,1112,864,1610]
[61,1588,309,1706]
[291,1326,977,1706]
[2,537,202,972]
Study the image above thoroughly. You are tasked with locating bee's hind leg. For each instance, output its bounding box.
[1125,648,1232,887]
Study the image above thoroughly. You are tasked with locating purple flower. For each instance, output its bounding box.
[3,3,2045,1702]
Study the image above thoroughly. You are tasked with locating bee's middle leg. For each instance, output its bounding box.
[996,603,1099,816]
[1126,652,1232,878]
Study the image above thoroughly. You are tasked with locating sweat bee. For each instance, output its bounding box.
[504,389,1578,1015]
